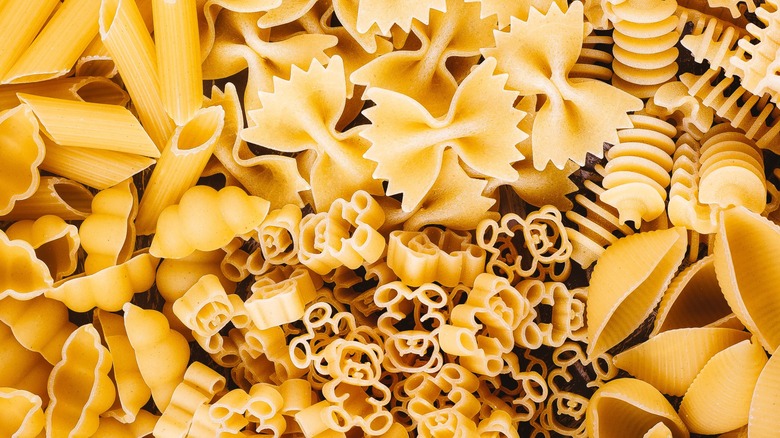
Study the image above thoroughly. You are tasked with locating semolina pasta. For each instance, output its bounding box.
[0,0,60,80]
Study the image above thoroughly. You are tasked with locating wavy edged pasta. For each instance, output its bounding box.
[713,206,780,352]
[153,361,225,438]
[4,214,79,281]
[0,229,53,300]
[156,248,236,303]
[0,387,44,438]
[679,338,767,434]
[46,324,116,438]
[0,295,76,366]
[79,179,137,274]
[587,227,688,359]
[585,378,689,438]
[484,1,643,170]
[150,185,270,259]
[46,251,159,312]
[613,327,750,396]
[0,176,93,221]
[0,104,45,216]
[749,347,780,437]
[0,322,52,406]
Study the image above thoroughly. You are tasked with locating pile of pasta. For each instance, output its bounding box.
[4,0,780,437]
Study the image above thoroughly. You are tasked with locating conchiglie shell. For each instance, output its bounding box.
[586,378,689,438]
[613,327,751,396]
[713,206,780,352]
[679,338,767,435]
[748,347,780,437]
[587,227,687,359]
[652,255,741,336]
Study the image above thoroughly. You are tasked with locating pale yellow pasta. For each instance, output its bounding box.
[0,176,93,221]
[153,0,202,125]
[135,105,226,234]
[46,324,116,438]
[245,383,289,435]
[92,411,159,438]
[124,303,191,412]
[0,295,76,365]
[245,266,318,330]
[679,338,767,435]
[5,214,79,281]
[46,251,159,312]
[0,229,52,300]
[75,36,118,78]
[94,310,151,424]
[587,227,688,359]
[748,347,780,437]
[0,0,59,80]
[0,387,44,438]
[713,206,780,352]
[0,104,45,216]
[154,362,226,438]
[99,0,175,149]
[3,0,101,84]
[0,322,52,405]
[0,76,129,110]
[208,388,251,434]
[149,185,270,259]
[172,274,234,338]
[613,327,751,396]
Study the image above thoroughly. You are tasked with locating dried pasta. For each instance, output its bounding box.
[4,214,79,281]
[245,266,318,330]
[0,387,44,438]
[0,75,129,110]
[0,322,52,405]
[0,104,45,216]
[0,176,93,221]
[0,295,76,365]
[172,274,235,337]
[0,229,53,300]
[79,179,138,274]
[0,0,60,80]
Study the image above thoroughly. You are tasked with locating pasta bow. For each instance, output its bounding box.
[362,57,526,212]
[483,1,643,170]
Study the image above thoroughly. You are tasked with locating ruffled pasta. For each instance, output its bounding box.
[355,0,445,34]
[0,104,45,216]
[0,229,52,300]
[4,214,79,281]
[153,362,225,438]
[79,179,137,274]
[0,387,44,438]
[0,322,52,405]
[749,347,780,437]
[0,176,93,221]
[0,295,76,365]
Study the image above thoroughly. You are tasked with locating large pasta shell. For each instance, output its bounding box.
[586,378,689,438]
[679,338,767,435]
[587,227,687,359]
[652,255,740,336]
[613,327,750,396]
[748,347,780,437]
[713,206,780,352]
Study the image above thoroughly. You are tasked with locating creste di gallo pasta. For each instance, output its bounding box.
[6,0,780,437]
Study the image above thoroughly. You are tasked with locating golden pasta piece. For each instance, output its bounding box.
[4,214,79,281]
[749,346,780,437]
[714,206,780,352]
[0,387,44,438]
[0,295,76,365]
[587,227,687,359]
[156,248,236,302]
[245,266,317,330]
[0,104,45,216]
[0,229,52,300]
[172,274,234,337]
[46,251,159,312]
[585,378,689,438]
[0,76,129,111]
[613,327,751,396]
[154,362,226,438]
[46,324,116,438]
[645,81,713,138]
[91,410,159,438]
[0,176,92,221]
[245,383,288,435]
[149,185,270,259]
[0,322,52,405]
[465,0,567,28]
[79,179,138,274]
[355,0,445,34]
[679,338,767,435]
[124,303,191,412]
[520,281,588,347]
[386,227,486,288]
[680,18,746,79]
[730,2,780,102]
[0,0,60,80]
[254,204,302,270]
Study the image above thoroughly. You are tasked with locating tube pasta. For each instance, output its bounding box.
[0,388,44,438]
[4,214,80,281]
[149,185,270,259]
[3,0,101,84]
[0,0,60,80]
[45,251,159,312]
[0,229,53,301]
[79,179,138,274]
[0,294,76,366]
[0,104,45,216]
[0,176,93,221]
[46,324,116,438]
[0,76,129,111]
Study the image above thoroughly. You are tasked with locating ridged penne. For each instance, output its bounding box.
[135,106,225,235]
[4,214,79,281]
[80,179,137,274]
[3,0,101,84]
[0,388,44,438]
[0,295,76,365]
[0,104,45,216]
[0,176,93,221]
[0,0,60,80]
[0,229,52,301]
[99,0,174,149]
[153,0,202,125]
[0,76,128,110]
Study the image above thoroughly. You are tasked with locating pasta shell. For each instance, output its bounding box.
[585,378,689,438]
[587,227,687,359]
[679,338,767,435]
[613,327,750,396]
[748,346,780,437]
[713,206,780,352]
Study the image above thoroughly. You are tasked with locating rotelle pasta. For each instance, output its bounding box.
[6,0,780,437]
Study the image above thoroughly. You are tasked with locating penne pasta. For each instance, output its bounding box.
[0,176,93,221]
[0,76,129,111]
[0,0,60,80]
[3,0,102,84]
[153,0,203,125]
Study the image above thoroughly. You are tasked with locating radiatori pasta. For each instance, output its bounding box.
[6,0,780,436]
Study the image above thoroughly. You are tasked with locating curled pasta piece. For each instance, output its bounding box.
[255,204,302,271]
[46,251,159,312]
[0,387,44,438]
[0,295,76,366]
[730,1,780,102]
[679,16,746,79]
[172,274,234,338]
[79,178,138,274]
[613,327,751,396]
[0,229,52,300]
[0,104,45,216]
[386,227,486,288]
[585,378,689,438]
[587,227,687,359]
[667,134,720,233]
[46,324,116,438]
[244,383,287,435]
[245,266,317,330]
[679,338,767,434]
[91,410,159,438]
[713,206,780,352]
[0,176,93,222]
[209,388,251,434]
[298,190,386,274]
[4,214,79,281]
[154,362,226,438]
[124,303,191,412]
[645,81,713,139]
[150,185,270,259]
